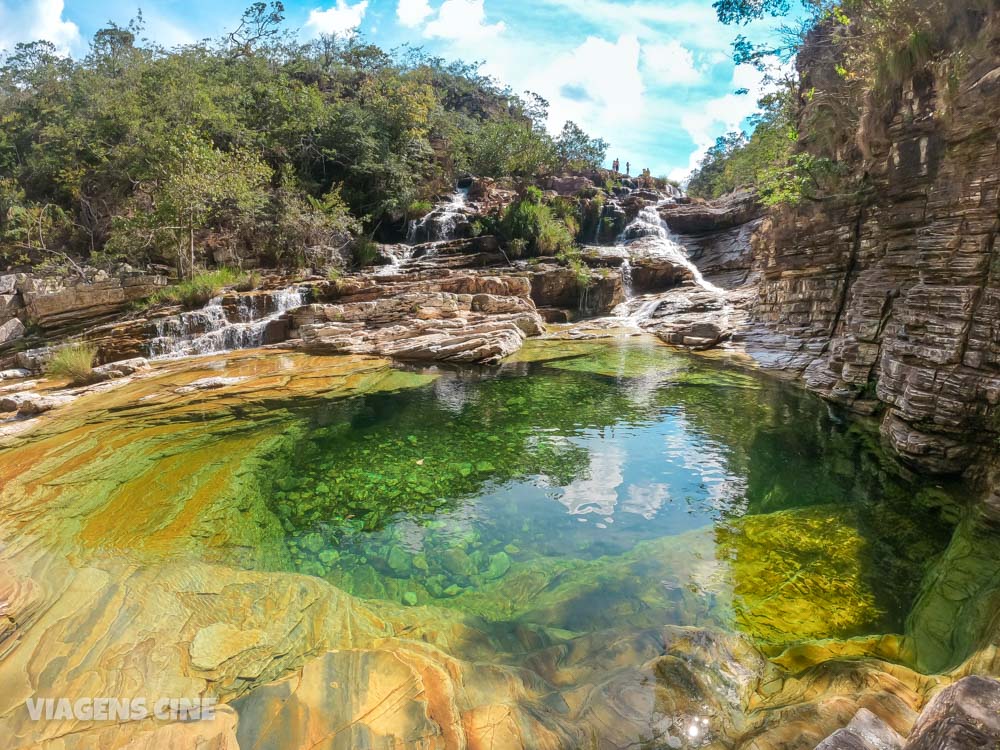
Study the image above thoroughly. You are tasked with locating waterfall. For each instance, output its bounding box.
[148,286,306,359]
[607,193,724,325]
[375,246,415,276]
[619,258,634,298]
[617,201,723,295]
[406,188,470,244]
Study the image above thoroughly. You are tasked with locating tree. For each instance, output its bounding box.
[113,130,271,276]
[554,121,609,171]
[463,120,555,178]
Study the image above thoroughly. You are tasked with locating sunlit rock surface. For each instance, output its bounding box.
[0,341,996,749]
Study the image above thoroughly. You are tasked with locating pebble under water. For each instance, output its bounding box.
[258,337,961,648]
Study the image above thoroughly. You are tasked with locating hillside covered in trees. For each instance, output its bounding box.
[687,0,992,204]
[0,3,608,278]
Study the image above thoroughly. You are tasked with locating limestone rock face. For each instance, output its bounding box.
[738,17,1000,473]
[528,264,624,314]
[659,189,761,234]
[22,274,168,332]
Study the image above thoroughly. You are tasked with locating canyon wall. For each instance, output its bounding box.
[744,12,1000,476]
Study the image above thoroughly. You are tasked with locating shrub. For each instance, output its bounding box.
[536,220,575,256]
[507,238,528,259]
[499,189,576,257]
[46,342,97,385]
[233,270,261,292]
[406,200,433,220]
[351,238,380,267]
[149,268,251,309]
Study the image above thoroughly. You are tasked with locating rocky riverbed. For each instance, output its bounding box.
[1,341,999,750]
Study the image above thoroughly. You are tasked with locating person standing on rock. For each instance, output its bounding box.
[626,161,630,176]
[613,158,619,173]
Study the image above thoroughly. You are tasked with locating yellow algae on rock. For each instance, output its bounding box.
[717,506,885,645]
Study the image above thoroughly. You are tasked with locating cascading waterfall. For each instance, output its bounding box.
[619,202,724,296]
[148,286,306,358]
[610,197,724,324]
[375,246,415,276]
[619,258,634,298]
[406,188,470,244]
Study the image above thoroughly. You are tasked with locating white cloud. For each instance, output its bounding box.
[305,0,369,36]
[528,34,644,135]
[141,10,196,48]
[0,0,80,55]
[397,0,433,28]
[424,0,505,41]
[643,40,702,86]
[670,63,770,181]
[536,0,731,52]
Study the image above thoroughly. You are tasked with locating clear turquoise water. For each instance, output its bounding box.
[259,338,960,645]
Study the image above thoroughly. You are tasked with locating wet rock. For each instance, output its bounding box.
[174,376,249,394]
[631,256,695,293]
[817,729,881,750]
[817,709,905,750]
[189,622,266,671]
[903,677,1000,750]
[437,547,475,578]
[643,287,741,350]
[386,546,412,576]
[529,265,624,315]
[484,551,511,579]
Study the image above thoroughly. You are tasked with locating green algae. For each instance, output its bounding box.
[240,337,963,653]
[0,341,979,666]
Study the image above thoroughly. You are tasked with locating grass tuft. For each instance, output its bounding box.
[149,268,253,309]
[46,342,97,385]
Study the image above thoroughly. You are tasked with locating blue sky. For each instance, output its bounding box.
[0,0,790,179]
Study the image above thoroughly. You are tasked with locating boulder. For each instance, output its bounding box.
[903,677,1000,749]
[543,174,595,195]
[815,709,905,750]
[0,318,25,346]
[92,357,150,381]
[0,390,75,415]
[0,293,22,319]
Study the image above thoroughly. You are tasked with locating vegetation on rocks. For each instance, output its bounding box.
[45,341,97,383]
[688,0,993,203]
[498,187,575,258]
[0,4,607,277]
[149,267,257,308]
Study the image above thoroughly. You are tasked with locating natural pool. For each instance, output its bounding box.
[0,335,993,749]
[255,337,960,648]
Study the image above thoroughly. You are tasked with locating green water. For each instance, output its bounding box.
[259,338,961,646]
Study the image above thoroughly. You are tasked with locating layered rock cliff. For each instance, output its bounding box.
[739,11,1000,477]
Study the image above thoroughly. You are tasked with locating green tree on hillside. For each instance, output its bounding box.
[109,130,271,276]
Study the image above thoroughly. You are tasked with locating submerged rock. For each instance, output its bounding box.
[903,676,1000,749]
